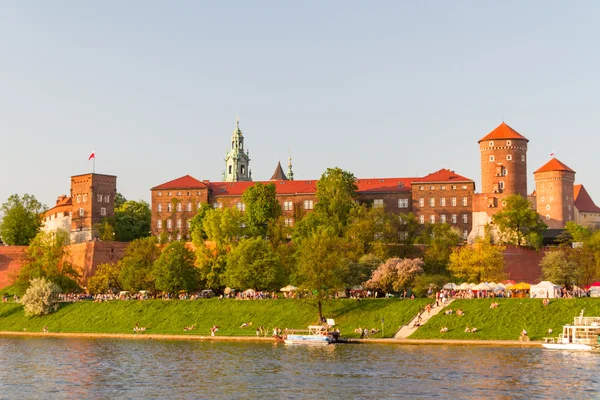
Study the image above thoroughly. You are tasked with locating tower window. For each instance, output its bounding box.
[77,195,81,203]
[97,194,103,202]
[499,181,505,190]
[79,208,84,216]
[83,194,87,202]
[489,141,494,147]
[521,155,525,162]
[546,214,551,220]
[490,156,495,161]
[105,195,110,202]
[507,155,512,161]
[507,140,511,146]
[546,205,551,211]
[101,207,106,216]
[229,166,232,174]
[158,203,162,212]
[241,165,246,175]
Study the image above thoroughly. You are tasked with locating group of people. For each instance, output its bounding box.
[354,327,379,338]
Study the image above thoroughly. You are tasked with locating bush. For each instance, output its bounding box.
[21,278,61,317]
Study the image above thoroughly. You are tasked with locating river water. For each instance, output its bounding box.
[0,337,598,399]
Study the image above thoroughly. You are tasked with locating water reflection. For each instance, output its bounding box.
[1,338,599,399]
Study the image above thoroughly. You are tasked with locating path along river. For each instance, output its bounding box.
[0,337,598,399]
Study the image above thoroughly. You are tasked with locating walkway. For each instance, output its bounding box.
[394,299,454,339]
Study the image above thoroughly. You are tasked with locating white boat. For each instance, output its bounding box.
[542,313,600,351]
[283,325,335,345]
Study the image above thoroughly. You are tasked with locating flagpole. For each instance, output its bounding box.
[93,156,95,174]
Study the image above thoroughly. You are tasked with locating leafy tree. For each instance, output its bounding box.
[395,213,423,258]
[195,243,227,290]
[118,236,160,292]
[153,241,198,293]
[314,167,358,236]
[448,236,506,283]
[0,194,46,245]
[563,221,592,243]
[242,182,282,238]
[412,274,450,298]
[21,277,61,317]
[88,262,122,294]
[189,203,213,244]
[114,192,127,209]
[225,237,282,291]
[540,250,579,288]
[345,205,390,258]
[114,200,151,242]
[202,207,244,246]
[94,219,116,241]
[365,257,424,293]
[492,194,546,248]
[296,227,352,321]
[347,253,382,288]
[15,230,80,294]
[418,223,462,275]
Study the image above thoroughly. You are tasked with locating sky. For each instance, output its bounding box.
[1,1,599,210]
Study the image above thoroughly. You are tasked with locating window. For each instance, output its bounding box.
[451,185,457,190]
[186,192,191,196]
[100,207,106,216]
[186,220,191,229]
[451,214,457,224]
[441,186,446,190]
[77,195,81,203]
[177,191,182,196]
[83,194,87,202]
[489,141,494,147]
[241,165,246,175]
[507,155,512,161]
[502,167,508,176]
[97,194,103,202]
[490,155,495,161]
[462,197,468,206]
[549,196,554,201]
[546,205,551,211]
[440,198,446,207]
[419,186,424,191]
[236,202,246,211]
[157,192,162,197]
[419,198,425,207]
[398,199,409,208]
[177,233,181,241]
[167,203,173,212]
[304,200,314,210]
[546,214,551,220]
[506,140,511,146]
[177,203,182,212]
[463,230,468,240]
[213,202,222,209]
[283,201,293,211]
[157,220,162,228]
[440,214,446,223]
[461,185,467,190]
[158,203,162,212]
[430,186,435,190]
[521,155,525,162]
[284,218,294,227]
[499,181,505,190]
[197,203,202,210]
[187,203,192,212]
[79,208,84,216]
[541,197,545,202]
[177,219,182,228]
[374,199,384,208]
[167,219,172,229]
[419,215,425,224]
[429,198,435,207]
[451,197,457,206]
[462,214,468,223]
[105,195,110,203]
[430,215,435,224]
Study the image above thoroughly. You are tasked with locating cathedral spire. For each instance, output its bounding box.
[287,150,294,181]
[224,118,251,182]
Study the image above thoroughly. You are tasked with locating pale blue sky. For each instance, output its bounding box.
[1,1,599,209]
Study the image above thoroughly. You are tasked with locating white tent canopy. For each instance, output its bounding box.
[530,281,561,298]
[443,283,458,290]
[473,282,493,291]
[280,285,298,292]
[458,283,471,290]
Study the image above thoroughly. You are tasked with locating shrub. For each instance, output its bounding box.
[21,277,61,317]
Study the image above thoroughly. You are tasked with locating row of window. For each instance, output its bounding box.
[157,219,193,229]
[418,197,468,207]
[157,191,203,197]
[418,214,468,224]
[157,203,203,213]
[77,207,107,216]
[76,194,110,203]
[418,185,468,191]
[489,154,525,162]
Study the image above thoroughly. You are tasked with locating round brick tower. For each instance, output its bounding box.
[478,122,529,208]
[534,158,575,229]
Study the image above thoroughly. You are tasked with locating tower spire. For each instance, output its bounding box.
[287,150,294,181]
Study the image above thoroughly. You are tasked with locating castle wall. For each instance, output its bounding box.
[0,246,28,289]
[503,246,545,283]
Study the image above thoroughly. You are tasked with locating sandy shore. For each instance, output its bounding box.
[0,331,541,347]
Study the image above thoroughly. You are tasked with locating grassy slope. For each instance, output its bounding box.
[0,298,428,338]
[410,298,600,340]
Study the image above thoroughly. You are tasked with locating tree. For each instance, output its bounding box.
[195,242,227,290]
[88,262,121,294]
[347,253,382,289]
[418,223,462,275]
[114,200,151,242]
[412,274,450,298]
[118,236,160,292]
[540,250,579,288]
[0,194,46,245]
[153,241,198,293]
[242,182,282,238]
[21,277,61,317]
[225,237,282,291]
[15,229,80,294]
[314,167,358,236]
[296,227,352,321]
[114,192,127,209]
[94,219,116,241]
[365,258,424,293]
[492,194,546,248]
[448,236,506,283]
[202,207,244,246]
[189,203,213,244]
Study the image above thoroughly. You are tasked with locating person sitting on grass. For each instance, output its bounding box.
[465,326,471,333]
[444,309,454,315]
[440,326,448,333]
[547,328,553,334]
[471,327,477,333]
[456,309,464,316]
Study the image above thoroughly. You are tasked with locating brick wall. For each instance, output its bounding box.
[503,246,545,283]
[0,246,28,289]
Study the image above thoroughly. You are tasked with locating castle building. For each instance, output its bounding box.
[223,119,251,182]
[533,158,575,229]
[574,184,600,228]
[43,173,117,243]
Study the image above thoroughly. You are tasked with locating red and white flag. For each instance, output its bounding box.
[550,150,555,158]
[88,150,95,160]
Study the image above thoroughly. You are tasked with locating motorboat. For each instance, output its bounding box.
[542,312,600,351]
[282,325,337,345]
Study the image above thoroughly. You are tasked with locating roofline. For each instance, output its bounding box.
[70,173,117,179]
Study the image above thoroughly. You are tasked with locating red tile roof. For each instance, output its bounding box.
[209,180,318,196]
[574,184,600,213]
[152,175,209,190]
[356,178,414,193]
[43,196,72,217]
[533,158,575,174]
[413,168,473,183]
[478,122,529,143]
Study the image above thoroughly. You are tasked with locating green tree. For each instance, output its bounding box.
[114,192,127,209]
[418,223,462,275]
[0,194,46,245]
[94,219,116,241]
[314,167,358,236]
[114,200,151,242]
[395,213,423,258]
[296,227,351,321]
[87,262,122,294]
[225,237,282,291]
[190,203,213,244]
[448,236,506,283]
[347,253,382,289]
[202,207,244,246]
[540,250,579,288]
[21,277,61,317]
[492,194,546,248]
[242,182,282,238]
[118,236,160,292]
[15,229,80,294]
[153,241,198,293]
[195,243,227,290]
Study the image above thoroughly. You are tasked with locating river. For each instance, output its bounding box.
[0,337,598,399]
